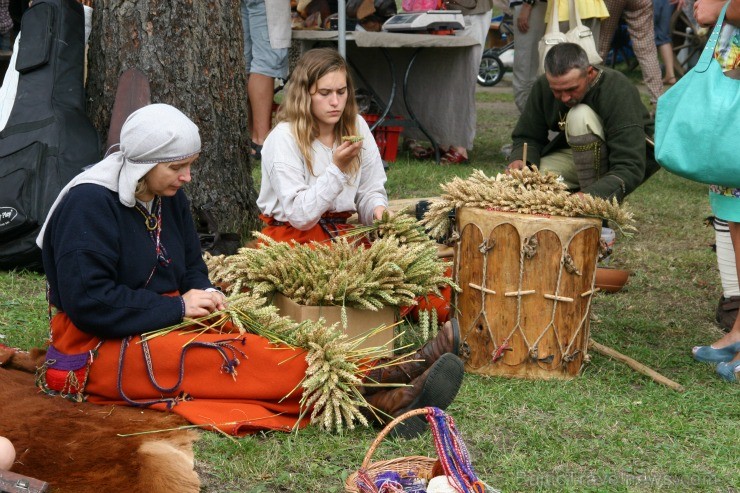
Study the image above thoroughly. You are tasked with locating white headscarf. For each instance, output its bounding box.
[36,104,201,248]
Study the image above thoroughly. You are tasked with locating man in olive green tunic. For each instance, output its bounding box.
[507,43,657,202]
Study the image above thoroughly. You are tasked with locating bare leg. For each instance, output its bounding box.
[246,77,254,137]
[247,73,275,147]
[658,43,676,82]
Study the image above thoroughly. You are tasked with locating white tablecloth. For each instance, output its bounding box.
[292,30,480,149]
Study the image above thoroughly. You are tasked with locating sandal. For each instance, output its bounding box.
[440,147,469,165]
[250,141,263,161]
[716,359,740,383]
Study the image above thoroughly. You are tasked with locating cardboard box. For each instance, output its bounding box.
[272,293,395,357]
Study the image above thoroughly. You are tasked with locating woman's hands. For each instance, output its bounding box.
[373,205,389,220]
[332,140,363,173]
[181,289,227,318]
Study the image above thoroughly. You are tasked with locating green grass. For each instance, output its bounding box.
[0,270,48,349]
[2,87,739,492]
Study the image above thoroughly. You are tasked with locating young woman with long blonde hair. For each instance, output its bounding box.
[257,47,389,244]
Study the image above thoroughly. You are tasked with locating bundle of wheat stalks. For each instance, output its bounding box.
[419,167,636,240]
[143,291,388,433]
[208,216,456,311]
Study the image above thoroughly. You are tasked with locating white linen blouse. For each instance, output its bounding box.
[257,115,389,230]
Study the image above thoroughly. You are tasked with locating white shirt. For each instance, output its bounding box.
[258,115,389,230]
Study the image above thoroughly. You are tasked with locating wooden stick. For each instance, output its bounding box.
[437,245,454,258]
[468,282,496,295]
[589,339,685,392]
[544,293,573,302]
[522,142,528,166]
[504,289,536,297]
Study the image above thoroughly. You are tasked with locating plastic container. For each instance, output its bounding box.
[361,114,403,163]
[601,227,616,247]
[599,227,616,264]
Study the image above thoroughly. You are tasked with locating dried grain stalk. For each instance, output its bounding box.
[141,304,393,433]
[419,168,636,239]
[207,232,458,309]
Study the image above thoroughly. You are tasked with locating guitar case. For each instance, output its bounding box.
[0,0,100,271]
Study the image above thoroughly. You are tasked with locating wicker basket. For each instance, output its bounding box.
[344,408,438,493]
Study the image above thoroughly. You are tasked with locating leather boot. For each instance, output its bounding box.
[364,318,462,390]
[366,353,465,439]
[568,133,609,190]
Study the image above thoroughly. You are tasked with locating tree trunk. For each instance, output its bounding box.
[85,0,258,235]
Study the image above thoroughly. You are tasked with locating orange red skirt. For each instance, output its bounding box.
[259,212,358,245]
[38,312,310,435]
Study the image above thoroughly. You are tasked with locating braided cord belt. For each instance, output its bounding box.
[116,335,248,409]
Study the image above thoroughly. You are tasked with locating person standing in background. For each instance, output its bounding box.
[690,0,740,383]
[597,0,664,108]
[654,0,684,85]
[437,0,495,164]
[461,0,496,60]
[511,0,548,113]
[241,0,291,161]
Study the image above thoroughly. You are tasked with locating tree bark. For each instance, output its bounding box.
[85,0,258,235]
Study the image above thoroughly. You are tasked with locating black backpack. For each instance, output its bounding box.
[0,0,100,271]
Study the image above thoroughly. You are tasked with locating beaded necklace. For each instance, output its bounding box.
[134,196,171,286]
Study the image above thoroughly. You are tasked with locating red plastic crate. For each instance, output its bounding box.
[362,114,403,163]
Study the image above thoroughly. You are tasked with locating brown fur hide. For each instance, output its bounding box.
[0,355,200,493]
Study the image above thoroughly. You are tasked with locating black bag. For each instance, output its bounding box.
[346,0,397,20]
[374,0,397,18]
[0,0,100,271]
[194,205,241,257]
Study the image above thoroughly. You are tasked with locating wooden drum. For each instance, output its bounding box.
[453,207,601,379]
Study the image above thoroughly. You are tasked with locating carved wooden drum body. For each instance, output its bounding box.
[453,207,601,379]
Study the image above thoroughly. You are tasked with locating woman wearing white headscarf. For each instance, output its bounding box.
[36,104,315,434]
[38,104,221,333]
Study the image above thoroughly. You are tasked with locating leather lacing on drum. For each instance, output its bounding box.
[460,231,594,370]
[521,236,589,365]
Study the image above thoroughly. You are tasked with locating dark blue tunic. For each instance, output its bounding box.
[42,184,212,338]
